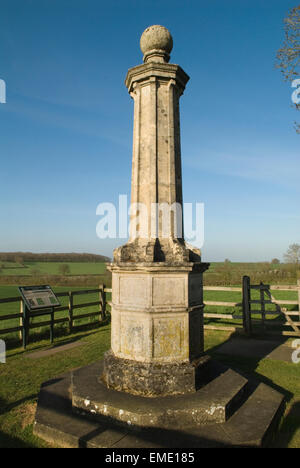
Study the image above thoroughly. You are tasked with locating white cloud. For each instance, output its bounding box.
[185,148,300,190]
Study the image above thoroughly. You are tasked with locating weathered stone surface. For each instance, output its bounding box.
[113,28,200,265]
[102,350,211,397]
[72,360,250,429]
[34,361,285,448]
[140,25,173,64]
[104,26,210,396]
[107,263,208,369]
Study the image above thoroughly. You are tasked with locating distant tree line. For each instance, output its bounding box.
[0,252,111,263]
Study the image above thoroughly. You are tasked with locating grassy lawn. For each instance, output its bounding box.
[205,331,300,448]
[0,285,111,346]
[0,324,111,448]
[0,328,299,448]
[0,282,299,448]
[0,262,107,276]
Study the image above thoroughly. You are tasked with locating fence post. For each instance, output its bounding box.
[100,284,106,320]
[68,291,73,333]
[297,277,300,323]
[260,282,266,329]
[242,276,252,336]
[19,300,23,342]
[22,302,28,349]
[50,307,54,344]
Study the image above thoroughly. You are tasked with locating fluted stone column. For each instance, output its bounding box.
[104,26,209,397]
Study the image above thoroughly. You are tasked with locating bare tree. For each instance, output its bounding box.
[276,5,300,133]
[58,264,71,275]
[14,255,24,265]
[271,258,280,264]
[284,243,300,263]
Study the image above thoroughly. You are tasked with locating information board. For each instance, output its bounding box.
[19,285,60,311]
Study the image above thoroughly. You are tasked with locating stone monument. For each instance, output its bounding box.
[103,25,209,397]
[34,26,285,448]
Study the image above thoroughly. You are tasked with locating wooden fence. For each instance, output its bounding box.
[1,279,299,348]
[204,278,300,337]
[0,285,112,348]
[203,285,243,332]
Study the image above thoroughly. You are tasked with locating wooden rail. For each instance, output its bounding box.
[203,286,243,331]
[0,279,299,346]
[203,280,300,336]
[0,285,112,348]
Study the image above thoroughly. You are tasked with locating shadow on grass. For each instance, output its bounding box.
[0,396,38,448]
[0,394,37,416]
[206,332,293,397]
[0,430,36,448]
[206,331,299,447]
[271,401,300,448]
[5,313,111,358]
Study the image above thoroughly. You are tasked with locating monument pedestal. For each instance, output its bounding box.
[102,351,211,397]
[34,359,285,448]
[104,262,209,396]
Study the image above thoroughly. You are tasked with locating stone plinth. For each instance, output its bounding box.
[33,360,285,448]
[102,351,211,397]
[72,361,249,428]
[104,261,209,396]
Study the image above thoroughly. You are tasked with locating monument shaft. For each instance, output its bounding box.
[128,65,185,241]
[105,26,209,397]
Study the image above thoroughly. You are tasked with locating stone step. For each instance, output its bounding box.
[34,365,285,448]
[222,383,285,447]
[192,368,250,424]
[71,361,250,428]
[33,372,132,449]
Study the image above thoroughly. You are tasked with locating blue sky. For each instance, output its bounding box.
[0,0,299,262]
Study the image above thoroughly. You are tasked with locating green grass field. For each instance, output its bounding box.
[0,285,111,346]
[0,266,299,448]
[204,261,298,286]
[0,262,107,276]
[0,328,299,448]
[0,284,298,344]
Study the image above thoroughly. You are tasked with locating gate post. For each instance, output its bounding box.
[297,276,300,323]
[100,284,106,320]
[242,275,252,336]
[22,302,28,349]
[68,291,73,333]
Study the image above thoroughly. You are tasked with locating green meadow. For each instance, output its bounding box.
[0,261,299,448]
[0,262,107,276]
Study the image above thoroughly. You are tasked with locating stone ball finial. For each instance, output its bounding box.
[140,25,173,63]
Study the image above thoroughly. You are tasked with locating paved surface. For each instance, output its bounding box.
[26,341,84,359]
[214,338,294,362]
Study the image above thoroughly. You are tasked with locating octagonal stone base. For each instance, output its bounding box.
[102,350,211,397]
[72,360,249,429]
[108,262,209,359]
[34,359,285,448]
